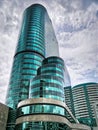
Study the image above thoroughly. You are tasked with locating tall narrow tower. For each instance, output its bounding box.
[6,4,59,109]
[6,4,90,130]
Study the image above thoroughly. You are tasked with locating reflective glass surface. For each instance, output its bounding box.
[16,4,45,56]
[44,11,59,57]
[17,104,65,117]
[42,57,65,67]
[6,4,46,109]
[6,4,73,130]
[15,121,69,130]
[6,52,44,109]
[30,57,65,101]
[37,64,64,79]
[78,117,97,127]
[17,103,76,123]
[30,75,64,101]
[6,108,17,130]
[42,57,71,87]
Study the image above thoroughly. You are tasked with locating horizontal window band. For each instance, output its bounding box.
[15,114,89,130]
[31,91,64,98]
[17,98,78,123]
[31,83,64,90]
[14,50,45,58]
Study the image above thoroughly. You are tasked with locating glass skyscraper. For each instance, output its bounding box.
[5,4,90,130]
[6,4,46,109]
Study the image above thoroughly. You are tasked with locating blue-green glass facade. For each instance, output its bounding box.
[6,4,45,109]
[5,3,85,130]
[30,57,65,101]
[15,57,77,129]
[17,103,76,123]
[6,4,46,129]
[16,103,75,129]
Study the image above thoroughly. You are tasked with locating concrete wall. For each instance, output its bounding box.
[93,127,98,130]
[0,103,9,130]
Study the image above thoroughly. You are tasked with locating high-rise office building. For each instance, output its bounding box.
[72,83,98,127]
[5,4,90,130]
[6,3,60,110]
[64,83,98,129]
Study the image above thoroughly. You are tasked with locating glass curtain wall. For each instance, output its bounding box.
[6,4,45,109]
[16,57,75,129]
[30,57,65,101]
[6,3,73,130]
[6,4,46,129]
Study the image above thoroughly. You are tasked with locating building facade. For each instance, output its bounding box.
[64,86,75,116]
[6,4,46,109]
[15,56,78,129]
[5,3,91,130]
[93,102,98,130]
[72,83,98,127]
[93,102,98,126]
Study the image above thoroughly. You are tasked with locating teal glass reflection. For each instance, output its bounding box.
[30,57,65,101]
[17,103,76,123]
[17,104,64,118]
[6,4,46,109]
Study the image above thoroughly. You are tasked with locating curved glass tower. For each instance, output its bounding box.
[6,4,46,129]
[6,3,90,130]
[30,57,65,101]
[6,4,46,109]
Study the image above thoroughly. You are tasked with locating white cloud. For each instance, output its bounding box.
[59,24,98,85]
[57,2,98,86]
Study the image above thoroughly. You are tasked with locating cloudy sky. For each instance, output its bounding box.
[0,0,98,103]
